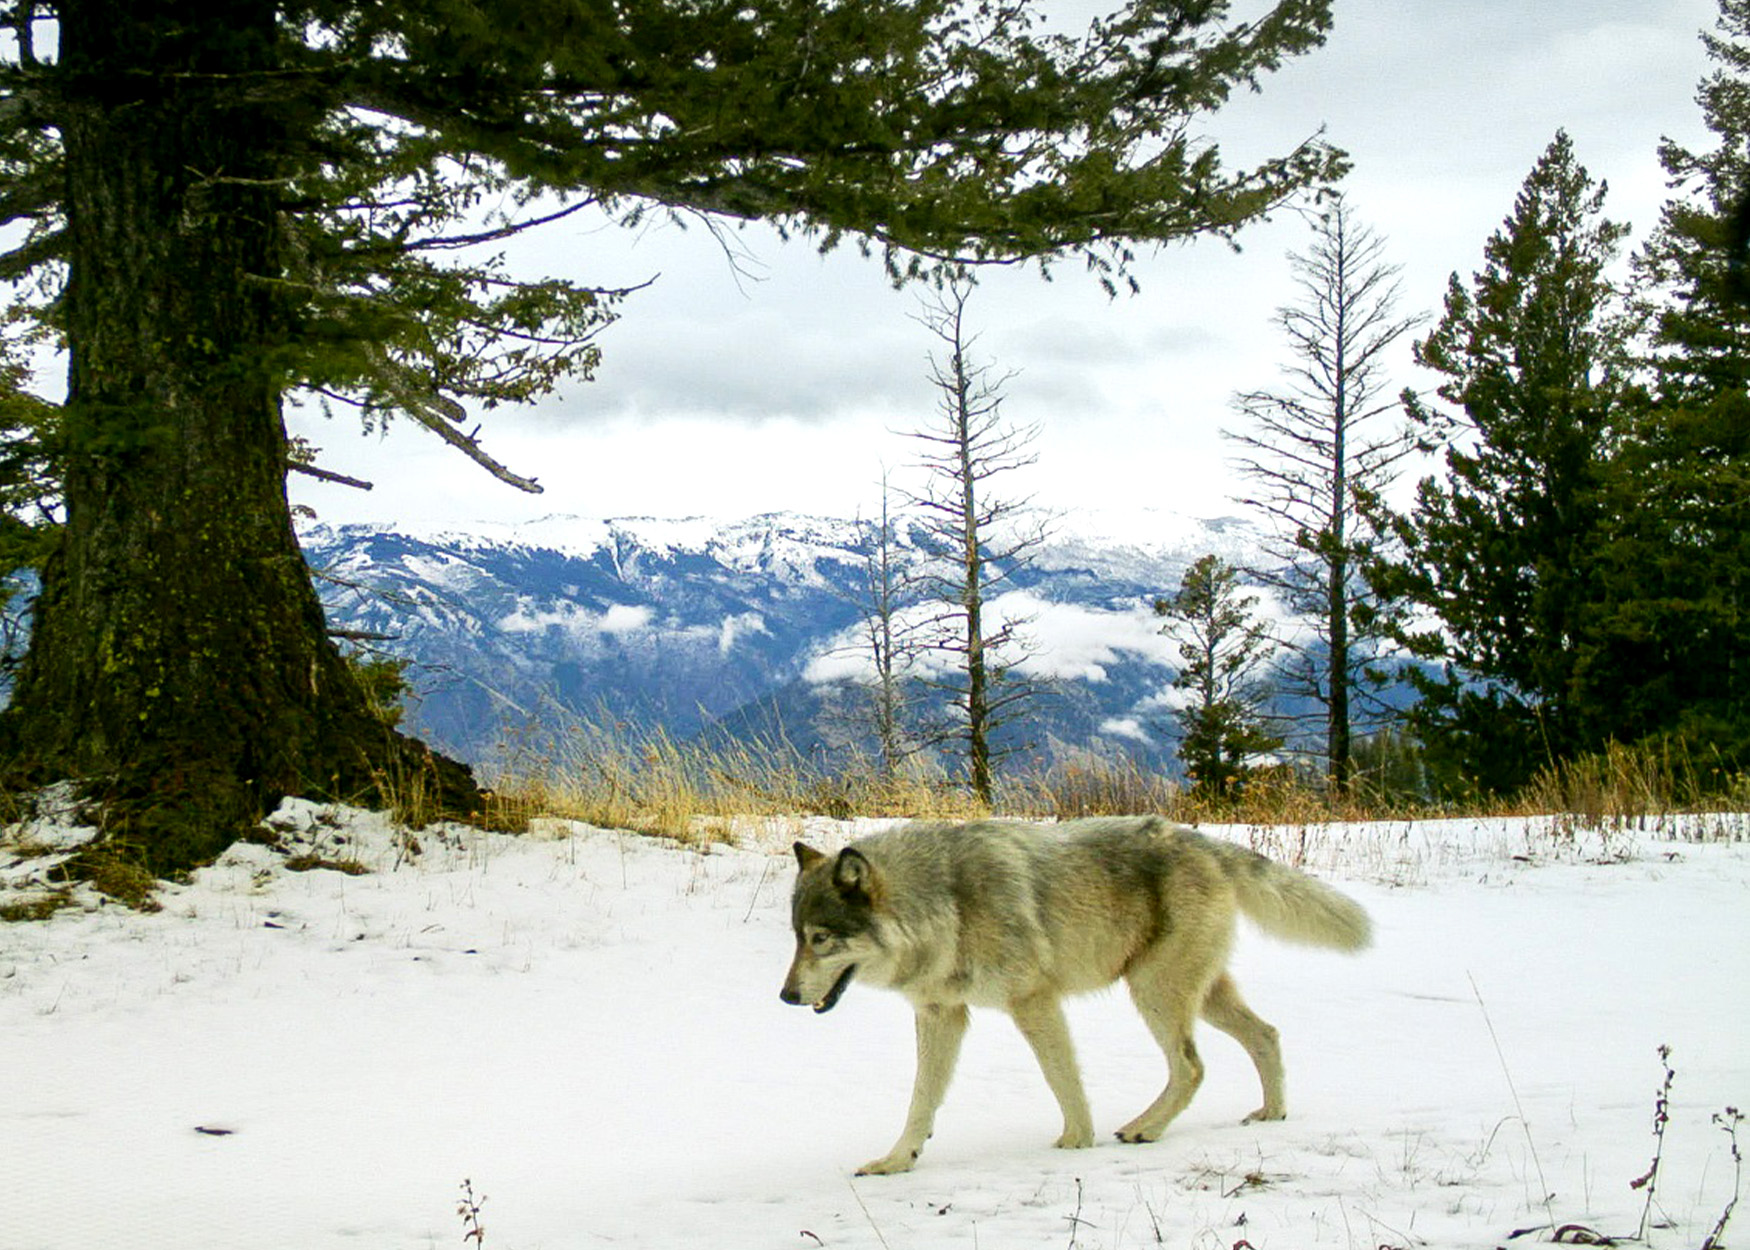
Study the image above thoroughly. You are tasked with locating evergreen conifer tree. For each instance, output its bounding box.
[1155,554,1281,802]
[1611,0,1750,765]
[1375,131,1633,794]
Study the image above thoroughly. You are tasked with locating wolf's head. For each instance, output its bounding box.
[779,842,884,1013]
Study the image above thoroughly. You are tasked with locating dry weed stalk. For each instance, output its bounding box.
[1702,1106,1743,1250]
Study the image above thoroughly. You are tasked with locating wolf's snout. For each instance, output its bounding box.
[779,985,803,1006]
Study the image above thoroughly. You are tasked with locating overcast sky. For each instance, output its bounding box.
[287,0,1722,533]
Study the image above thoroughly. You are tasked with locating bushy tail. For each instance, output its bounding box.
[1206,839,1373,952]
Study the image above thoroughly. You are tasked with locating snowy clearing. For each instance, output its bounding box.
[2,803,1746,1250]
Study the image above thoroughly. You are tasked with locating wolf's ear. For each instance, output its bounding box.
[793,842,827,873]
[832,847,880,904]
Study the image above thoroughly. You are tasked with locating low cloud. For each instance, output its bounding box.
[999,592,1177,683]
[804,592,1178,687]
[599,604,654,635]
[1098,717,1156,745]
[718,612,768,655]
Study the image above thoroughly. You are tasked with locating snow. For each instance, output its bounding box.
[299,508,1263,585]
[3,803,1746,1250]
[1031,507,1265,578]
[302,513,876,571]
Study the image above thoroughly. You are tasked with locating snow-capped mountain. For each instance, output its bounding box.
[301,509,1270,776]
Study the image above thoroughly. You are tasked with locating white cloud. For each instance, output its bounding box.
[996,591,1177,683]
[600,604,654,635]
[496,601,583,634]
[717,612,768,655]
[1098,717,1155,745]
[801,606,962,686]
[1148,686,1194,714]
[805,591,1184,690]
[802,630,867,684]
[497,599,655,642]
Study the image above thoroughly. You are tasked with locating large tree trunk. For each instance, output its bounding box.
[0,0,477,871]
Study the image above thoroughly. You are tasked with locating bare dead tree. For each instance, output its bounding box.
[904,279,1049,804]
[903,278,1050,801]
[1228,195,1419,793]
[824,470,930,777]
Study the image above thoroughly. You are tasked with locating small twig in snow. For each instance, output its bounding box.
[1470,972,1557,1234]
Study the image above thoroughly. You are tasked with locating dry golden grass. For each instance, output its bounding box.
[485,713,1749,844]
[488,715,995,845]
[1009,757,1442,827]
[1515,739,1750,840]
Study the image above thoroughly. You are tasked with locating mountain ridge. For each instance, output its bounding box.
[301,508,1274,776]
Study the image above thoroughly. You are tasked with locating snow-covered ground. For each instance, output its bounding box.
[2,801,1746,1250]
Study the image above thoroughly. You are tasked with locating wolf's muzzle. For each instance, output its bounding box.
[813,965,856,1013]
[779,964,857,1013]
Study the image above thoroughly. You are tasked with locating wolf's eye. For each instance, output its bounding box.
[808,930,834,951]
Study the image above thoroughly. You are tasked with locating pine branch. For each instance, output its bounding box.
[361,345,542,493]
[287,460,374,491]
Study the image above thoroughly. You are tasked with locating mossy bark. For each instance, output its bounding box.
[0,0,478,871]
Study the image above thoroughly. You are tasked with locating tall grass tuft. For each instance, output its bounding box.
[489,708,990,843]
[1519,739,1750,840]
[1019,756,1179,820]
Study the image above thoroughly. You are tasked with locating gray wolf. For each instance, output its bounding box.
[779,815,1371,1174]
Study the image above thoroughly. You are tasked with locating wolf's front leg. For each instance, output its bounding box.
[1008,992,1095,1149]
[857,1003,969,1175]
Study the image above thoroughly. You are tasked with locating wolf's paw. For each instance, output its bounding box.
[856,1148,919,1176]
[1114,1121,1162,1144]
[1241,1105,1286,1124]
[1054,1125,1096,1149]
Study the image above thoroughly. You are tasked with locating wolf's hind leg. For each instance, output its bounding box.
[1008,992,1095,1149]
[1201,972,1285,1123]
[1115,984,1203,1142]
[1117,941,1223,1143]
[857,1003,969,1175]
